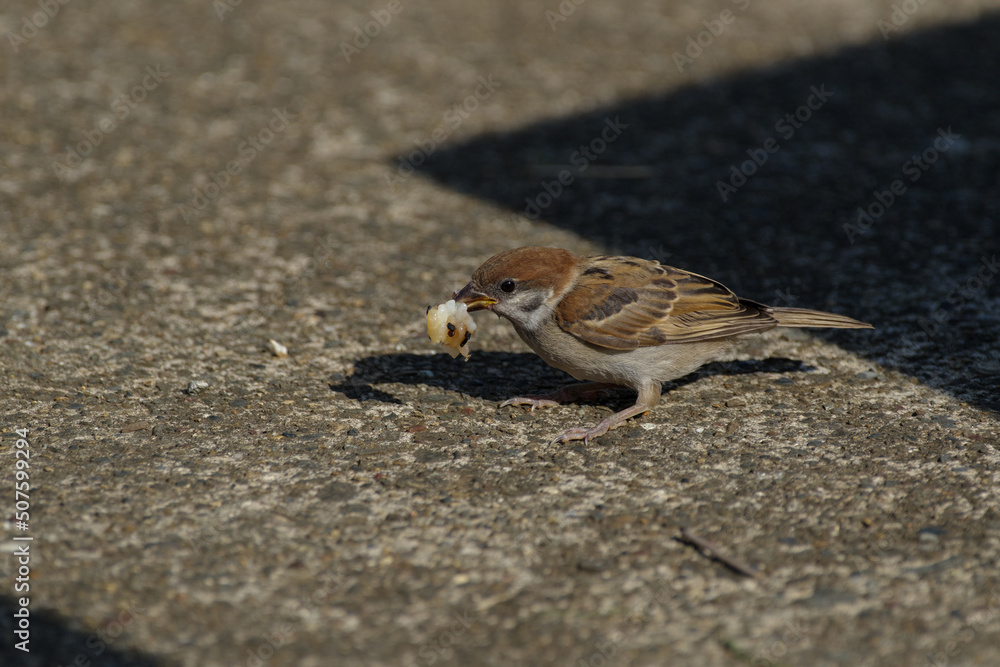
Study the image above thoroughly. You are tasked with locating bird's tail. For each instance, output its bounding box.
[768,307,873,330]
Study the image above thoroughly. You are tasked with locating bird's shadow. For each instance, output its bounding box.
[331,352,813,407]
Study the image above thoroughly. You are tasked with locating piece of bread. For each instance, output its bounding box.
[426,300,476,359]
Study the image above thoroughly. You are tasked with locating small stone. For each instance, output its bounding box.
[918,526,946,537]
[576,559,609,573]
[318,482,357,501]
[342,503,370,514]
[804,588,856,608]
[186,380,210,394]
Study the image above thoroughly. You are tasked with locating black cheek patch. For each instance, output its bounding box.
[518,293,546,314]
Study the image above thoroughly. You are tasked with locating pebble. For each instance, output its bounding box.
[186,380,210,394]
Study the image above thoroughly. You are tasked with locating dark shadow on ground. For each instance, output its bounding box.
[0,596,162,667]
[413,14,1000,413]
[337,352,811,406]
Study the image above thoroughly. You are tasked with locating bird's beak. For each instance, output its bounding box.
[453,282,497,312]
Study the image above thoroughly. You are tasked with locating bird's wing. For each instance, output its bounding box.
[555,256,777,350]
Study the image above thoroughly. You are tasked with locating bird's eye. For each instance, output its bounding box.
[500,279,516,293]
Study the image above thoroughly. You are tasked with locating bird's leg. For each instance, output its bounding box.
[551,380,661,445]
[499,382,618,411]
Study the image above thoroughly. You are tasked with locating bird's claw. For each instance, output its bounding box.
[499,396,560,412]
[500,383,617,413]
[549,422,612,445]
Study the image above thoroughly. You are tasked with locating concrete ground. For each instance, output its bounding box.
[1,0,998,665]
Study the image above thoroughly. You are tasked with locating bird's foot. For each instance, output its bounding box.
[549,419,614,445]
[499,396,561,411]
[499,382,617,412]
[548,399,655,445]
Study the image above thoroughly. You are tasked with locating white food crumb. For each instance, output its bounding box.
[426,299,477,359]
[268,338,289,358]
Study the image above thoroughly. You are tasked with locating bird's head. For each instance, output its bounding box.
[453,247,579,328]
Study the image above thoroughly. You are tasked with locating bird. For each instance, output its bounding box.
[452,246,873,444]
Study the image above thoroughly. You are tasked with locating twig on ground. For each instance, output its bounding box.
[679,527,758,579]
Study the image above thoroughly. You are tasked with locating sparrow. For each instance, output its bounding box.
[453,246,873,444]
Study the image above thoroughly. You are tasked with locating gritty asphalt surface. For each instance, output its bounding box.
[1,1,999,666]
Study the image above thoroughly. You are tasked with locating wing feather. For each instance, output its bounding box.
[555,257,777,349]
